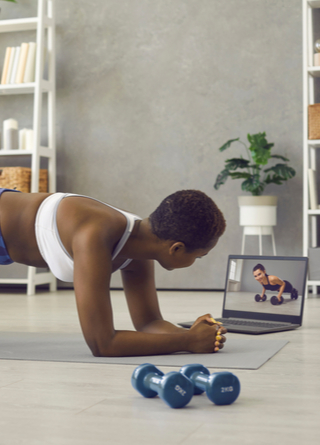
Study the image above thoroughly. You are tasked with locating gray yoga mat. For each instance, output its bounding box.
[0,332,288,369]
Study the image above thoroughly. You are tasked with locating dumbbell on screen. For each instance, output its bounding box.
[131,363,194,409]
[180,364,240,405]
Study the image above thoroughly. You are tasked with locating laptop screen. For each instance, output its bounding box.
[222,255,308,325]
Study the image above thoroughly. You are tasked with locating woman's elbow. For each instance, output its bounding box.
[86,335,116,357]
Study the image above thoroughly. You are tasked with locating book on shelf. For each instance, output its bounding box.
[308,169,320,210]
[1,42,37,86]
[9,47,20,84]
[15,42,29,83]
[6,47,16,85]
[1,47,12,84]
[23,42,37,83]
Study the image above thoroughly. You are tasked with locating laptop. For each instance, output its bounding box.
[179,255,308,334]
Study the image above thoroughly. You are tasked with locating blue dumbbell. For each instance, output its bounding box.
[131,363,194,409]
[180,364,240,405]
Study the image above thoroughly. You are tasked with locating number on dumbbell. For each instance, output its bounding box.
[180,364,240,405]
[131,363,194,409]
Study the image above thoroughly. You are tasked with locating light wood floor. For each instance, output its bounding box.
[0,289,319,445]
[225,291,301,315]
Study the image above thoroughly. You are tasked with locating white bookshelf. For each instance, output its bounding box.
[0,0,56,295]
[302,0,320,293]
[0,80,51,95]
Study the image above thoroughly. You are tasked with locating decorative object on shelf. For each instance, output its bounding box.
[308,247,320,280]
[2,118,18,150]
[0,42,36,85]
[18,128,26,149]
[19,128,33,150]
[308,169,320,210]
[214,132,296,196]
[2,119,33,151]
[0,166,47,193]
[314,39,320,66]
[308,104,320,139]
[214,132,295,255]
[6,126,18,149]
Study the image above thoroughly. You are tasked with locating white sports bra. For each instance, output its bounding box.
[35,193,141,282]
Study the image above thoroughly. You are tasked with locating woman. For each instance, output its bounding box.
[253,263,296,305]
[0,188,227,356]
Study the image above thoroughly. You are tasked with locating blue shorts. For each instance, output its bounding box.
[0,188,20,265]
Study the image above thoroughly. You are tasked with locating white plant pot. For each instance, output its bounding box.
[238,195,278,227]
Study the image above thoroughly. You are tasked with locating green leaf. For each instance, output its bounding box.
[247,164,262,171]
[265,174,284,185]
[229,172,252,180]
[247,132,266,145]
[241,175,264,195]
[264,164,296,179]
[225,158,250,170]
[214,169,230,190]
[247,132,273,166]
[2,0,17,3]
[250,147,271,165]
[218,138,239,152]
[270,154,290,162]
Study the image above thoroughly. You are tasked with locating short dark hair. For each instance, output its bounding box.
[149,190,226,251]
[253,264,265,273]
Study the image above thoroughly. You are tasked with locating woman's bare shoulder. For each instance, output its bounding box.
[268,275,284,284]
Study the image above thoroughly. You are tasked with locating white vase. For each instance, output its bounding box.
[238,196,278,255]
[238,195,278,227]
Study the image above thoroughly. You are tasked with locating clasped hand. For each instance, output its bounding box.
[189,313,227,353]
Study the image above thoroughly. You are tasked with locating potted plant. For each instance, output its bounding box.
[213,132,296,230]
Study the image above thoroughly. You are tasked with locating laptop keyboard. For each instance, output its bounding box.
[218,319,287,328]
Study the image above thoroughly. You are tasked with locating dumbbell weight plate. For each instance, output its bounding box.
[131,364,194,409]
[180,365,241,405]
[271,296,278,305]
[254,294,261,302]
[262,295,267,301]
[131,363,163,398]
[271,296,284,305]
[207,372,241,405]
[156,372,194,409]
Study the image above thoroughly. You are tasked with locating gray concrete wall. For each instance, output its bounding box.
[0,0,305,289]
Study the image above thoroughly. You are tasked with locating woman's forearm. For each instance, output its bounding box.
[278,284,286,298]
[95,329,190,357]
[139,319,186,334]
[89,317,226,357]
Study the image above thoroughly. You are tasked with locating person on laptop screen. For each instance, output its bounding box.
[253,263,298,305]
